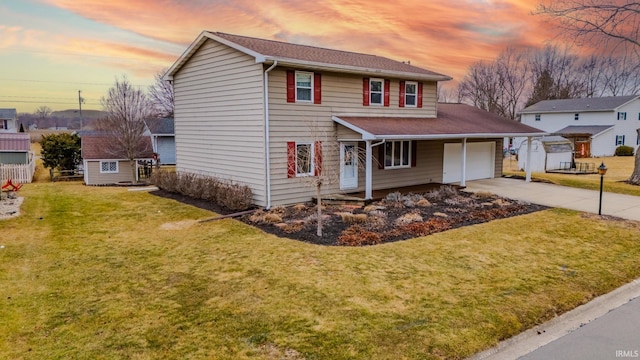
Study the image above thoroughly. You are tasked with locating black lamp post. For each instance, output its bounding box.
[598,162,608,215]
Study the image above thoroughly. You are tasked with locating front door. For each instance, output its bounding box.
[340,142,358,190]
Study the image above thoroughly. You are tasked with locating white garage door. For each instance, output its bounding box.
[443,142,495,183]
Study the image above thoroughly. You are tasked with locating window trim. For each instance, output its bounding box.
[535,114,541,121]
[295,142,314,177]
[574,113,579,121]
[384,140,411,169]
[404,81,418,107]
[294,71,313,103]
[618,112,627,120]
[615,135,626,146]
[369,78,384,106]
[100,161,118,174]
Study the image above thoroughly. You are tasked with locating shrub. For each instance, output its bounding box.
[150,170,253,211]
[426,185,459,202]
[615,145,634,156]
[338,225,382,246]
[394,212,423,226]
[401,218,452,237]
[338,213,367,224]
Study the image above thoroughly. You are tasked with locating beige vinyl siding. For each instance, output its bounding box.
[85,160,134,185]
[268,69,440,205]
[172,39,267,206]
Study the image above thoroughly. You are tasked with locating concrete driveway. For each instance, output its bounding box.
[464,177,640,221]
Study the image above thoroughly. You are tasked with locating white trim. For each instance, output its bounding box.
[383,140,411,169]
[295,142,314,177]
[404,81,418,107]
[332,116,376,140]
[340,142,358,190]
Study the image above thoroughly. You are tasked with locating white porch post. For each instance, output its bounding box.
[365,140,373,200]
[525,136,532,182]
[460,138,467,187]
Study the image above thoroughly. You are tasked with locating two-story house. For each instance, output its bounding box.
[519,95,640,157]
[164,31,545,207]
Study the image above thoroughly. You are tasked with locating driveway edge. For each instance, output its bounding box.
[467,277,640,360]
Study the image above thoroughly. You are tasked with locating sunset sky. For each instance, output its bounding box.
[0,0,560,112]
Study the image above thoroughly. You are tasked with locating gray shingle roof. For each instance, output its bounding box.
[520,95,639,114]
[554,125,613,136]
[0,108,17,119]
[145,118,174,135]
[81,135,154,160]
[166,31,452,82]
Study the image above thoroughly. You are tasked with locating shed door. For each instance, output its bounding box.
[443,142,495,183]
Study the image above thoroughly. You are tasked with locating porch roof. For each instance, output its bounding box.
[554,125,613,137]
[334,103,547,140]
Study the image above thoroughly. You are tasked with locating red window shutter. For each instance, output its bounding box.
[417,82,423,108]
[378,145,384,169]
[314,141,322,176]
[286,70,295,103]
[384,79,390,107]
[287,141,296,178]
[363,78,370,106]
[411,140,417,167]
[314,73,322,104]
[399,81,406,108]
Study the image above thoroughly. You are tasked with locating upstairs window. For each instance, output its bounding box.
[295,72,312,102]
[535,114,541,121]
[370,78,384,105]
[286,70,321,104]
[618,112,627,120]
[574,113,579,121]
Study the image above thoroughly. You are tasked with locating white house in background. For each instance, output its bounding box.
[144,118,176,165]
[0,109,18,132]
[518,95,640,157]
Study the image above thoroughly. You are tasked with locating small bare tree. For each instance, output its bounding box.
[98,76,153,184]
[148,69,175,118]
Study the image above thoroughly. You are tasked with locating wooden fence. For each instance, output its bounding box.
[0,161,36,184]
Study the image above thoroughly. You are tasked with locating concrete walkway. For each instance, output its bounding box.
[464,177,640,359]
[464,177,640,221]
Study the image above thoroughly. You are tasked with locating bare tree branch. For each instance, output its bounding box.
[148,69,175,118]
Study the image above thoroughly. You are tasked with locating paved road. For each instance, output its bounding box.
[521,297,640,360]
[464,177,640,221]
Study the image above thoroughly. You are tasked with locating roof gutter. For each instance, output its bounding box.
[263,60,278,209]
[370,132,549,140]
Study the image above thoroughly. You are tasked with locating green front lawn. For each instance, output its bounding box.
[1,182,639,359]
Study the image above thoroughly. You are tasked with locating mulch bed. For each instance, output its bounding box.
[151,186,548,246]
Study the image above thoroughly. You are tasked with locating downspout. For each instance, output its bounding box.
[263,60,278,209]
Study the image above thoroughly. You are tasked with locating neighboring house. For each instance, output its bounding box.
[518,136,573,173]
[144,118,176,165]
[164,31,546,207]
[81,134,154,185]
[0,108,18,133]
[519,95,640,157]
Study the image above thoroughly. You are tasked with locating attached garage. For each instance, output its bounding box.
[442,141,496,183]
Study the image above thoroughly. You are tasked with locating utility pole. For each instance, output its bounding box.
[78,90,85,129]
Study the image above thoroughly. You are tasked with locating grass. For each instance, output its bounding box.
[503,155,640,196]
[1,178,640,359]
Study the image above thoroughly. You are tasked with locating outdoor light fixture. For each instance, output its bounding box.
[598,162,607,215]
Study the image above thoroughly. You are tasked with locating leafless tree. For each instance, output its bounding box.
[535,1,640,53]
[525,44,585,106]
[148,69,174,118]
[97,75,154,184]
[35,105,53,119]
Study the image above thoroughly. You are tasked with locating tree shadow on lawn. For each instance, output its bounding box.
[151,186,548,246]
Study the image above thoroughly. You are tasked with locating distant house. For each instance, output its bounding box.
[517,136,574,173]
[519,95,640,157]
[144,118,175,165]
[0,109,18,133]
[164,31,546,207]
[81,134,154,185]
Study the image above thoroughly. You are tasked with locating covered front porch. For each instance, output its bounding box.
[317,183,450,205]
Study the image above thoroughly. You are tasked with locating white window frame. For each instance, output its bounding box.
[1,120,7,129]
[615,135,625,146]
[405,81,418,107]
[574,113,579,121]
[370,78,384,106]
[535,114,541,121]
[618,112,627,120]
[384,140,411,169]
[100,161,118,174]
[295,142,314,177]
[295,71,313,103]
